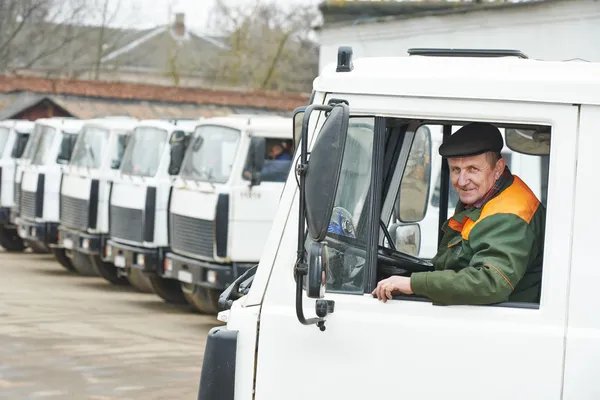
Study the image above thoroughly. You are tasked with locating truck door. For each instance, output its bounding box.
[254,94,577,400]
[230,136,293,262]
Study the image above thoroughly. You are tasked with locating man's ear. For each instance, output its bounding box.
[495,156,506,176]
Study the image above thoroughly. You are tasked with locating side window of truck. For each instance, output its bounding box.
[56,133,77,165]
[242,138,295,183]
[382,122,550,307]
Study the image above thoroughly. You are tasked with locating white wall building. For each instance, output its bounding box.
[317,0,600,70]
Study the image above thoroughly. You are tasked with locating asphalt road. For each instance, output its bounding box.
[0,249,221,399]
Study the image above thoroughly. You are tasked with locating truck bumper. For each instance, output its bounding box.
[164,252,254,290]
[104,240,164,275]
[57,226,105,256]
[17,218,58,245]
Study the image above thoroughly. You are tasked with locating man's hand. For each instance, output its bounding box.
[371,276,413,303]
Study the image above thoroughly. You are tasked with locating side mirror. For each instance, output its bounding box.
[307,241,327,298]
[292,106,306,151]
[305,103,349,241]
[168,130,187,175]
[248,137,266,186]
[389,223,421,257]
[395,125,432,223]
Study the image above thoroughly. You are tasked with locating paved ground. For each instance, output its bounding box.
[0,249,222,399]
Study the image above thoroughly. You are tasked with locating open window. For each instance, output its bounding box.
[242,137,294,184]
[296,108,551,319]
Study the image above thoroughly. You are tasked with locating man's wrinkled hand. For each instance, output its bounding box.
[371,276,413,303]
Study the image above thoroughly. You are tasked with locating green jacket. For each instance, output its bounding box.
[410,174,545,305]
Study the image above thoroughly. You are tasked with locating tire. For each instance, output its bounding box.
[70,250,99,276]
[148,275,188,304]
[127,268,155,293]
[50,247,75,272]
[182,283,221,314]
[29,241,50,254]
[90,255,129,285]
[0,226,25,252]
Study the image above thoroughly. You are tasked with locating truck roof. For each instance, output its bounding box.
[135,119,201,133]
[197,115,292,139]
[34,118,85,134]
[315,54,600,106]
[82,117,139,132]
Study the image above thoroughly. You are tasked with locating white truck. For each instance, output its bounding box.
[164,115,293,314]
[102,119,200,295]
[197,48,598,400]
[56,117,138,280]
[16,118,83,262]
[0,119,33,251]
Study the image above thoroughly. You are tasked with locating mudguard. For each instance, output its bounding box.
[198,326,238,400]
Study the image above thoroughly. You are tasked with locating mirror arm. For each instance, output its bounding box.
[295,104,335,331]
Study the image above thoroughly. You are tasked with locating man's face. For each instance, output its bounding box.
[448,153,505,205]
[269,144,283,158]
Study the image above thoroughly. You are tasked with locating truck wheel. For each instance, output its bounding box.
[182,284,221,314]
[70,250,99,276]
[29,241,50,254]
[90,255,129,285]
[49,247,75,272]
[127,268,155,293]
[0,226,25,252]
[148,275,187,304]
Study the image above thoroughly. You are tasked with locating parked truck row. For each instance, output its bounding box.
[0,115,294,314]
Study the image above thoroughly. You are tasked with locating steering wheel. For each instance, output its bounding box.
[325,207,433,275]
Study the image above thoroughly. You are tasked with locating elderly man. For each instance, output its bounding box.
[373,122,545,305]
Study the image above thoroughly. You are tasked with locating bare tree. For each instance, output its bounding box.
[0,0,91,74]
[205,0,320,93]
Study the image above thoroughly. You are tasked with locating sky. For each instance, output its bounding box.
[107,0,322,34]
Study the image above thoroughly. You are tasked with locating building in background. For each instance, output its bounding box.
[316,0,600,71]
[6,13,226,88]
[0,74,309,121]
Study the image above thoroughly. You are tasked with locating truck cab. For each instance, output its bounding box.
[56,117,138,278]
[198,48,600,400]
[102,119,199,293]
[164,115,293,314]
[16,118,83,255]
[0,119,33,252]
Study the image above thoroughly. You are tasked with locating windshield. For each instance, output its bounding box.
[181,125,240,183]
[120,127,167,177]
[21,130,40,161]
[31,125,57,166]
[70,126,109,169]
[0,127,10,158]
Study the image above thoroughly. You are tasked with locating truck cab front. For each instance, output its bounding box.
[0,120,33,252]
[103,119,199,293]
[57,117,138,278]
[16,118,83,255]
[165,115,294,314]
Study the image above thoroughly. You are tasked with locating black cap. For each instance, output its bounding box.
[439,122,503,158]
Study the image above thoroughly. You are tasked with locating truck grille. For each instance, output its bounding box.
[110,205,143,242]
[60,195,89,231]
[170,213,213,259]
[14,181,21,214]
[21,190,37,219]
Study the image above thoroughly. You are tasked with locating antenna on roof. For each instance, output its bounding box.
[336,46,354,72]
[407,48,528,59]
